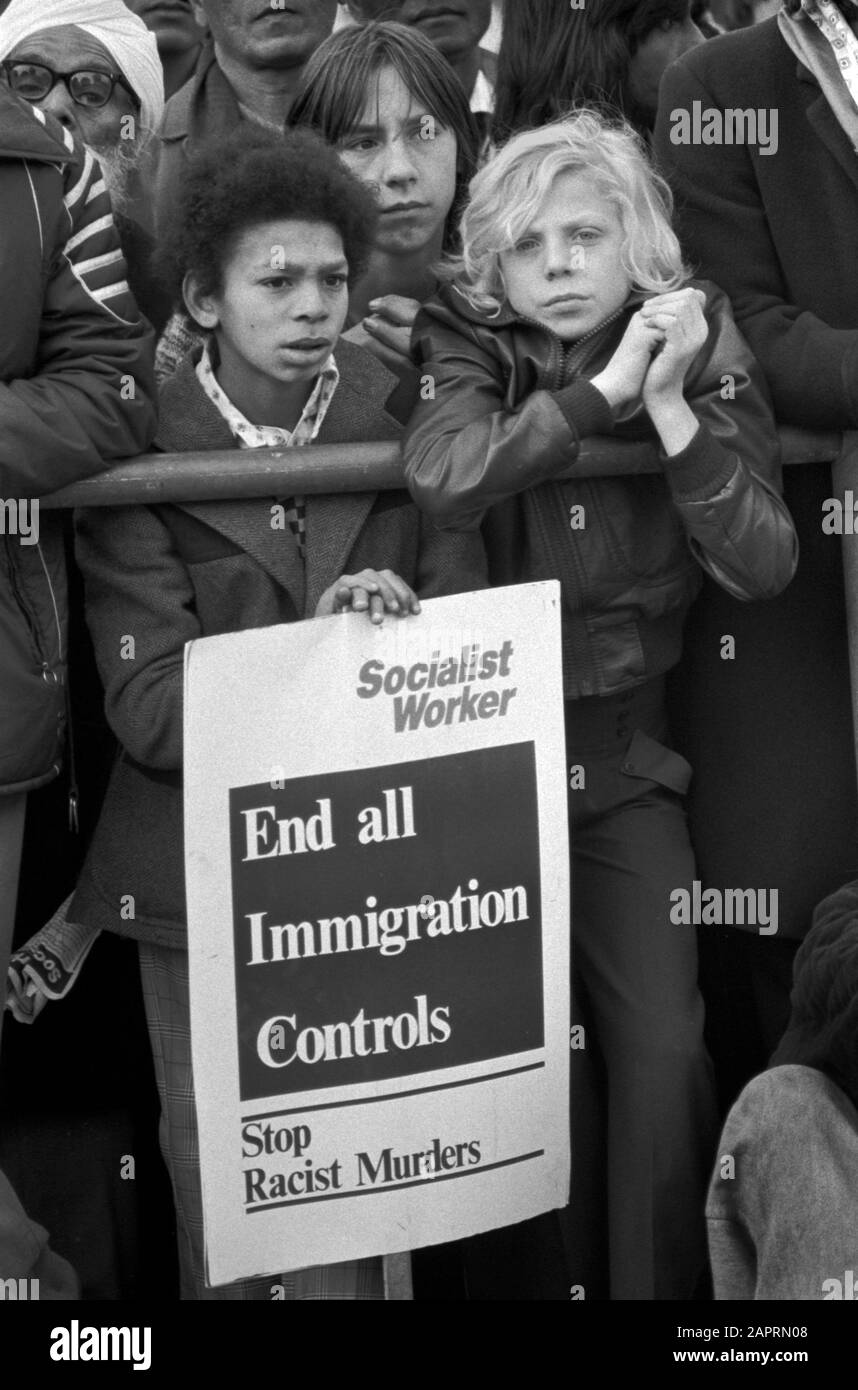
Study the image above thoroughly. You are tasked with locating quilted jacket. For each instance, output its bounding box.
[0,87,156,794]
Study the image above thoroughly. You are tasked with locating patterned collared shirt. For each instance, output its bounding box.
[195,340,339,561]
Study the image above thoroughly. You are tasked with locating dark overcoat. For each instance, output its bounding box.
[654,20,858,948]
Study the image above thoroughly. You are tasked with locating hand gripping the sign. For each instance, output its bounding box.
[315,568,422,625]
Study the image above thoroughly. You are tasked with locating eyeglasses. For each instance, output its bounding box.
[1,60,138,110]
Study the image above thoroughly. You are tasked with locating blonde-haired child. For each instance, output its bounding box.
[404,111,798,1300]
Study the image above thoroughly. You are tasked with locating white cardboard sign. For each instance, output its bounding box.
[183,582,570,1287]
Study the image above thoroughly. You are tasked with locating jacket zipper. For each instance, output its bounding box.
[516,305,629,391]
[35,541,77,829]
[5,535,48,667]
[513,314,563,391]
[514,306,629,696]
[561,305,628,383]
[4,536,69,799]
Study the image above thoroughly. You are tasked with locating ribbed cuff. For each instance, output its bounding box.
[663,424,738,500]
[553,379,616,439]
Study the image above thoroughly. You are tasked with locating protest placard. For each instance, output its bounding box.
[183,581,570,1287]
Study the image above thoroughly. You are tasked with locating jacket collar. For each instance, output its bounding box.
[159,41,240,145]
[155,337,400,449]
[155,339,403,617]
[0,85,79,167]
[795,57,858,191]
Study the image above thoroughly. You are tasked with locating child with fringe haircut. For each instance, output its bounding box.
[403,111,798,1300]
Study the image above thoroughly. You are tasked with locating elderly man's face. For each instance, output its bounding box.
[7,26,138,149]
[199,0,339,70]
[123,0,203,57]
[347,1,492,61]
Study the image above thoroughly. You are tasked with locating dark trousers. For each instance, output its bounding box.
[669,463,858,945]
[668,461,858,1115]
[562,678,719,1300]
[698,923,799,1116]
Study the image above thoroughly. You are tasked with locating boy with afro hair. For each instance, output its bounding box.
[68,126,485,1300]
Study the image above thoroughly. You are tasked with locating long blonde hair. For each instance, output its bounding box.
[447,111,690,317]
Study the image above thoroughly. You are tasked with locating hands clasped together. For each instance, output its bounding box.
[593,286,709,413]
[591,286,709,458]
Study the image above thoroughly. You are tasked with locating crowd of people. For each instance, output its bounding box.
[1,0,858,1304]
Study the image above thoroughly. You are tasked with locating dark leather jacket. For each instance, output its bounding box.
[404,279,798,698]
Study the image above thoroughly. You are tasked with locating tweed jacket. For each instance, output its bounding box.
[69,340,486,946]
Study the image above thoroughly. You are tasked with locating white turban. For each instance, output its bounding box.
[0,0,164,133]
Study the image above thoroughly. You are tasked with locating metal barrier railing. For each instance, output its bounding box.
[38,424,858,785]
[40,427,843,510]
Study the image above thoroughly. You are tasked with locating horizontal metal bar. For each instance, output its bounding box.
[40,442,404,509]
[780,427,842,467]
[39,427,843,510]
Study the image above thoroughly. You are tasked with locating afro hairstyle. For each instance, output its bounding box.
[155,125,379,305]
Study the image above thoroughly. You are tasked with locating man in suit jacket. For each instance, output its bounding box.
[146,0,342,231]
[654,10,858,1101]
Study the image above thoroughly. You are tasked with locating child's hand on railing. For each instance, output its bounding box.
[315,568,421,624]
